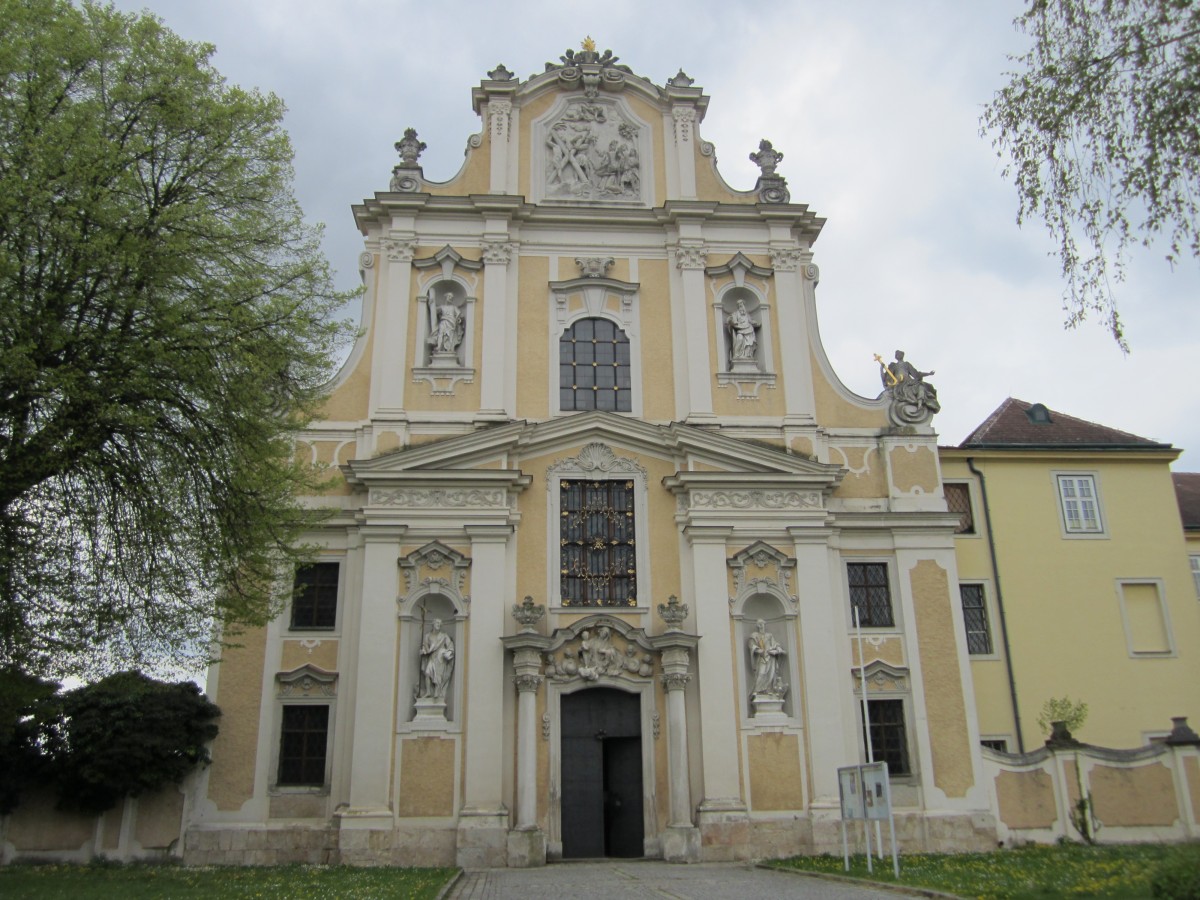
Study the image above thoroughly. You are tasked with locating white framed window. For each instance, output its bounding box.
[270,666,338,793]
[1054,473,1106,537]
[1115,579,1175,657]
[1190,554,1200,598]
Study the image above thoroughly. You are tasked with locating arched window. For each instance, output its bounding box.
[559,317,631,412]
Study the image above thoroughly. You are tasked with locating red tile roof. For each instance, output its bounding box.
[958,398,1171,450]
[1173,472,1200,530]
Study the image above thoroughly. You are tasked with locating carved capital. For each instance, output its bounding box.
[488,99,512,143]
[383,238,418,263]
[770,248,803,272]
[657,595,689,631]
[672,106,697,144]
[514,673,543,693]
[802,263,820,284]
[575,256,614,278]
[661,672,691,692]
[482,241,514,265]
[358,251,375,270]
[673,245,708,270]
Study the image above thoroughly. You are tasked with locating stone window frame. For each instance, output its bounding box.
[269,666,338,795]
[287,559,342,635]
[851,660,918,784]
[548,278,642,419]
[1052,471,1107,538]
[1114,577,1176,658]
[545,444,651,610]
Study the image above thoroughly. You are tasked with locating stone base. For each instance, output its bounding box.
[183,825,338,866]
[506,828,546,867]
[336,812,394,867]
[696,801,752,862]
[661,824,701,862]
[455,809,509,868]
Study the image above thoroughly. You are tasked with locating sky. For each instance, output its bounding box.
[112,0,1200,470]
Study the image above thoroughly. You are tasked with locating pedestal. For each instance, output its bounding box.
[506,827,546,867]
[661,824,701,862]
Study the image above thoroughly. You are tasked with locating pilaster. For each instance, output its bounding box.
[672,241,715,422]
[770,247,817,424]
[479,238,516,421]
[371,234,417,421]
[456,524,513,867]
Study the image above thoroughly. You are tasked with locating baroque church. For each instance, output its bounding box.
[183,43,998,867]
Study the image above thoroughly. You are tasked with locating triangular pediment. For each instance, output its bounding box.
[343,412,844,487]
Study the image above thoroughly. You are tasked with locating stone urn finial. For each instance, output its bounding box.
[657,595,688,631]
[395,127,426,168]
[512,595,546,632]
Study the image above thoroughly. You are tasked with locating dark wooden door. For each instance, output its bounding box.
[560,688,643,859]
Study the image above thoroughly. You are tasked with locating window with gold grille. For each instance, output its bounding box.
[560,479,636,606]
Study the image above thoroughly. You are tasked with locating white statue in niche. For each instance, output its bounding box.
[417,619,455,701]
[427,293,465,363]
[726,299,760,371]
[748,620,788,719]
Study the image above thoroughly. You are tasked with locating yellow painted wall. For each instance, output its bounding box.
[942,451,1200,749]
[515,255,551,420]
[207,626,268,811]
[638,258,676,422]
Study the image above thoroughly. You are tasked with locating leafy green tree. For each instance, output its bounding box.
[51,671,219,814]
[0,0,353,677]
[1037,695,1088,736]
[982,0,1200,347]
[0,667,64,814]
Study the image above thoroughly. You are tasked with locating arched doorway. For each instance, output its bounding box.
[560,688,644,858]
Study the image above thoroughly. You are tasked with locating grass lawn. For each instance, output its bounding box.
[770,842,1200,899]
[0,862,459,899]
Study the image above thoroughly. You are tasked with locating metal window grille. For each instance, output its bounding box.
[865,699,910,776]
[944,483,975,534]
[980,738,1009,753]
[278,705,330,786]
[559,318,632,412]
[848,562,894,627]
[959,583,993,654]
[560,479,636,607]
[291,562,339,629]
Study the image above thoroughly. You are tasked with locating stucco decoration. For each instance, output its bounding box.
[545,442,647,483]
[543,100,643,202]
[373,487,507,509]
[688,489,821,511]
[575,256,614,278]
[657,594,688,631]
[544,40,633,99]
[749,139,790,203]
[851,660,910,694]
[877,350,941,426]
[512,595,546,632]
[398,541,471,602]
[728,541,797,607]
[535,616,660,685]
[389,127,425,192]
[277,664,338,699]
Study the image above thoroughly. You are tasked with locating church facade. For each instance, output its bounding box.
[182,45,997,867]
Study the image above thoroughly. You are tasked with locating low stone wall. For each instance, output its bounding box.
[0,784,188,864]
[983,721,1200,846]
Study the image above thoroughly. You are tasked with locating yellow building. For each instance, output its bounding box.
[941,398,1200,753]
[180,45,997,867]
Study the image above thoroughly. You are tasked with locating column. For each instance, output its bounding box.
[659,644,701,862]
[456,525,512,867]
[507,647,547,867]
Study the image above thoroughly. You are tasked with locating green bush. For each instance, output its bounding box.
[1151,844,1200,900]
